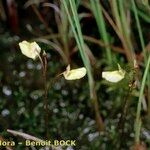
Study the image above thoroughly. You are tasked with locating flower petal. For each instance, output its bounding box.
[102,71,125,83]
[102,64,125,83]
[63,66,86,80]
[19,41,41,60]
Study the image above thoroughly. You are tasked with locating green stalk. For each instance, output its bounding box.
[110,0,132,62]
[90,0,112,64]
[59,2,70,63]
[62,0,104,131]
[131,0,147,61]
[134,54,150,144]
[111,0,122,31]
[132,0,150,119]
[63,0,93,97]
[118,0,134,61]
[137,10,150,23]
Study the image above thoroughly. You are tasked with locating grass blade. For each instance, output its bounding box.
[134,54,150,144]
[90,0,112,64]
[62,0,104,131]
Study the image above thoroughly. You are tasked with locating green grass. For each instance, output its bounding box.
[90,0,112,64]
[134,54,150,144]
[62,0,104,131]
[1,0,150,149]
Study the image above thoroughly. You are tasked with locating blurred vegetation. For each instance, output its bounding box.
[0,0,150,149]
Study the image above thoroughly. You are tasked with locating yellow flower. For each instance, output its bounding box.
[63,65,86,80]
[102,64,125,83]
[19,41,41,60]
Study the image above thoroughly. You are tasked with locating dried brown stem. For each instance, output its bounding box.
[42,53,49,139]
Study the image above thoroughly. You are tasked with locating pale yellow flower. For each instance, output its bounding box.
[102,64,125,83]
[19,41,41,60]
[63,65,86,80]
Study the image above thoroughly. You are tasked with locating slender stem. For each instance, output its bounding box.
[118,0,134,62]
[90,0,112,64]
[131,0,147,62]
[134,54,150,144]
[110,0,133,62]
[38,54,45,72]
[118,86,132,129]
[117,79,135,148]
[92,88,105,131]
[131,0,150,119]
[62,0,104,131]
[43,53,49,139]
[39,52,49,139]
